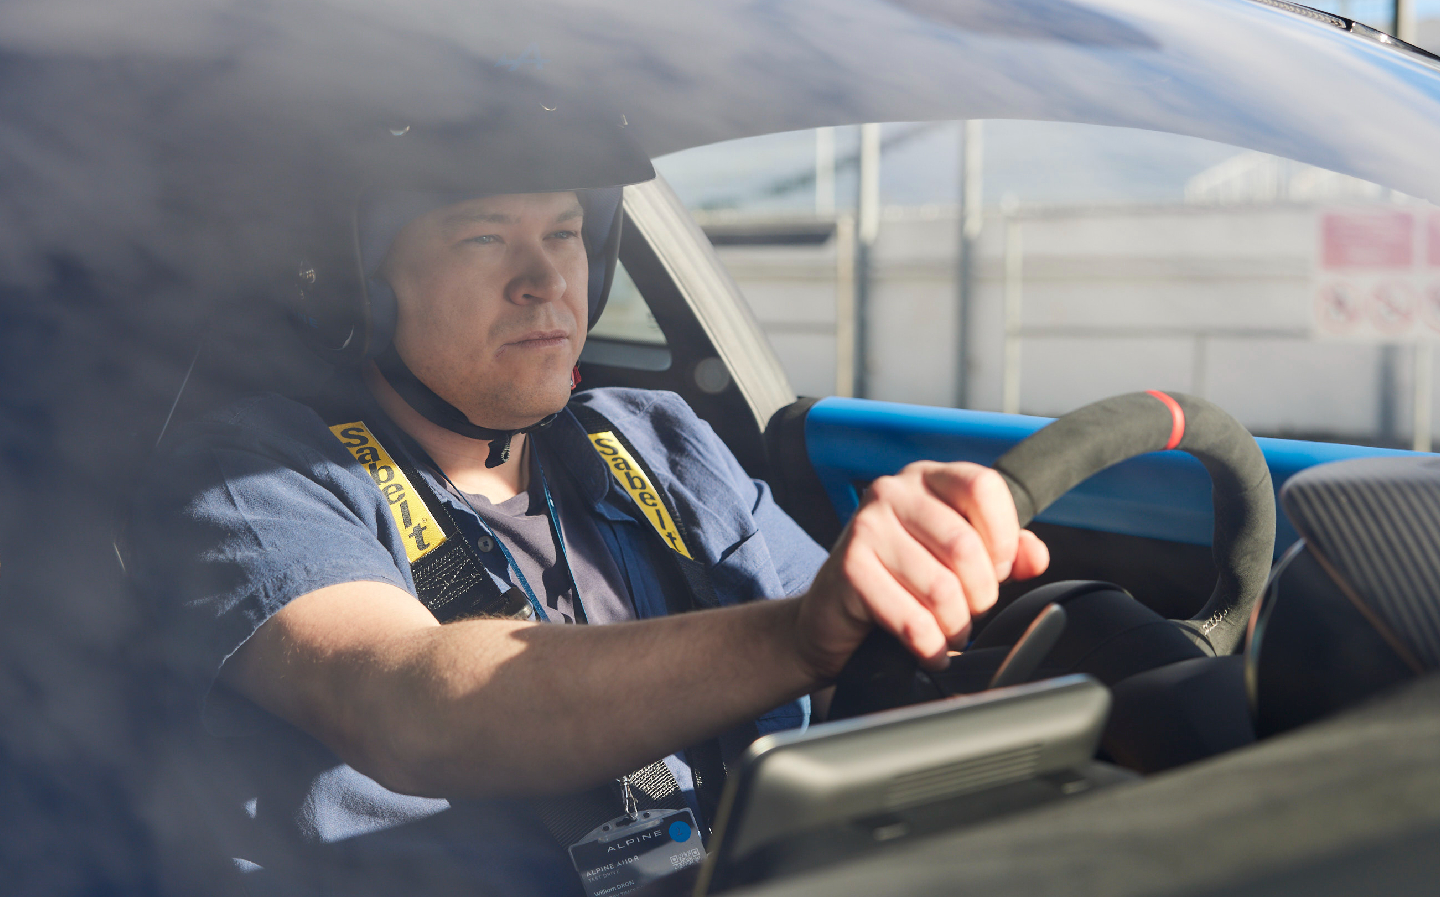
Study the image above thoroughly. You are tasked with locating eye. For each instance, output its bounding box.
[549,229,580,240]
[466,234,501,245]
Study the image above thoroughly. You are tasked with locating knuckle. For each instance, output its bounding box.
[838,545,868,581]
[924,572,963,612]
[924,462,976,496]
[868,475,904,503]
[900,460,937,479]
[973,467,1012,504]
[942,525,984,566]
[898,610,935,644]
[835,547,875,590]
[849,507,885,542]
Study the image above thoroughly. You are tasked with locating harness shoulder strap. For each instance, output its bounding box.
[316,406,532,623]
[319,395,733,837]
[571,402,745,828]
[572,403,719,610]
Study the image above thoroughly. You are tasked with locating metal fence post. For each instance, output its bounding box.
[855,122,882,399]
[956,120,984,408]
[834,213,856,398]
[1395,0,1416,42]
[1001,200,1023,415]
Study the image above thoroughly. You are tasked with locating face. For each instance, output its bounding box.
[380,191,588,430]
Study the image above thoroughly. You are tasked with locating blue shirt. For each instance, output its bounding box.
[130,384,828,896]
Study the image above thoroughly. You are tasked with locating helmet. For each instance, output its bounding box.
[290,104,654,464]
[348,186,627,362]
[294,104,653,363]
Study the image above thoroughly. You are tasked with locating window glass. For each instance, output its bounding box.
[588,261,666,345]
[656,121,1440,449]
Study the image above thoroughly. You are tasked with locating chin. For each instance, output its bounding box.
[470,380,572,430]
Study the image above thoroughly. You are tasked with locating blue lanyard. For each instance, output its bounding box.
[446,452,583,625]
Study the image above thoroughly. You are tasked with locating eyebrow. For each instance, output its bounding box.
[442,204,584,228]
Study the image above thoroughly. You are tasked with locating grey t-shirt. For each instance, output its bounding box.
[463,444,635,626]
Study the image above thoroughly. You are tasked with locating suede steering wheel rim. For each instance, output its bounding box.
[827,391,1276,718]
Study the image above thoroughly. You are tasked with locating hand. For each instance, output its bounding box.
[795,461,1050,679]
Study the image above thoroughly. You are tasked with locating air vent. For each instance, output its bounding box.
[885,743,1042,810]
[702,223,836,247]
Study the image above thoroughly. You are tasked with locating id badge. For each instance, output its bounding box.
[568,808,704,897]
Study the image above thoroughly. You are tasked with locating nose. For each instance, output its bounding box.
[505,241,568,306]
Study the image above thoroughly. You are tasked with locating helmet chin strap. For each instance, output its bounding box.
[374,343,558,469]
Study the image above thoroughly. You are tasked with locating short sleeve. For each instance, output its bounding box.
[129,395,413,727]
[663,395,828,596]
[746,476,829,597]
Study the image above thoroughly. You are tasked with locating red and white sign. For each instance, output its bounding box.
[1314,208,1440,342]
[1321,210,1413,269]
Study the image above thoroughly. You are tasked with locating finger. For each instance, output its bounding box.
[843,544,951,670]
[871,479,1000,619]
[921,464,1021,581]
[1011,530,1050,581]
[857,498,976,641]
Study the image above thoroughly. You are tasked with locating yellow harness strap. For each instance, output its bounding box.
[329,421,445,563]
[331,413,691,565]
[586,431,693,560]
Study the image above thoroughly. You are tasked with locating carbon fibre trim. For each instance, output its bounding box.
[1280,457,1440,671]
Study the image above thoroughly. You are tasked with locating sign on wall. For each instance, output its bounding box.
[1314,208,1440,340]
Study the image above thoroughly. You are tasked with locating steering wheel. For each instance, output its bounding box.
[827,390,1276,720]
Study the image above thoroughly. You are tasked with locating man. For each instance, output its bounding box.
[133,186,1048,895]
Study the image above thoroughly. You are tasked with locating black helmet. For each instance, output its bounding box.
[291,104,654,464]
[294,104,653,361]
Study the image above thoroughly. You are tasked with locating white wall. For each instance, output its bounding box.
[708,203,1436,443]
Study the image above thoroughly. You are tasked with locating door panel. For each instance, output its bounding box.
[764,396,1424,619]
[804,397,1421,555]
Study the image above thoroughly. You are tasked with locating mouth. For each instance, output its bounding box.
[504,330,570,350]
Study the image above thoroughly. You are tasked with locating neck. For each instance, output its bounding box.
[363,362,530,501]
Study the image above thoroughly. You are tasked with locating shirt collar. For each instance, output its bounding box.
[328,373,616,514]
[538,405,615,511]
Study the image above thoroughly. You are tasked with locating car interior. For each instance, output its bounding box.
[5,152,1440,897]
[6,1,1440,895]
[552,171,1440,895]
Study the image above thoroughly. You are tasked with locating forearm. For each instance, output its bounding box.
[314,595,817,798]
[229,455,1048,803]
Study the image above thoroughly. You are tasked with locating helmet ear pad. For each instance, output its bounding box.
[578,185,625,327]
[356,186,625,362]
[292,242,372,365]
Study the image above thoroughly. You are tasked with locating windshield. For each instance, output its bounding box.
[6,0,1440,892]
[655,120,1440,450]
